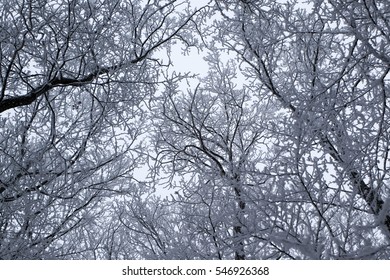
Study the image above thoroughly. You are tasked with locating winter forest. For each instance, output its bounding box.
[1,0,390,260]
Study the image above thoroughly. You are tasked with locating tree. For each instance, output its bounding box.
[106,0,390,259]
[211,0,390,258]
[3,0,390,260]
[0,0,203,259]
[141,51,279,259]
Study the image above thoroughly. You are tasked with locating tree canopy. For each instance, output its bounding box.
[1,0,390,259]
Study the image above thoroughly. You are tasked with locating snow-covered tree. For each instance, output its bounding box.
[211,0,390,258]
[2,0,390,260]
[0,0,203,259]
